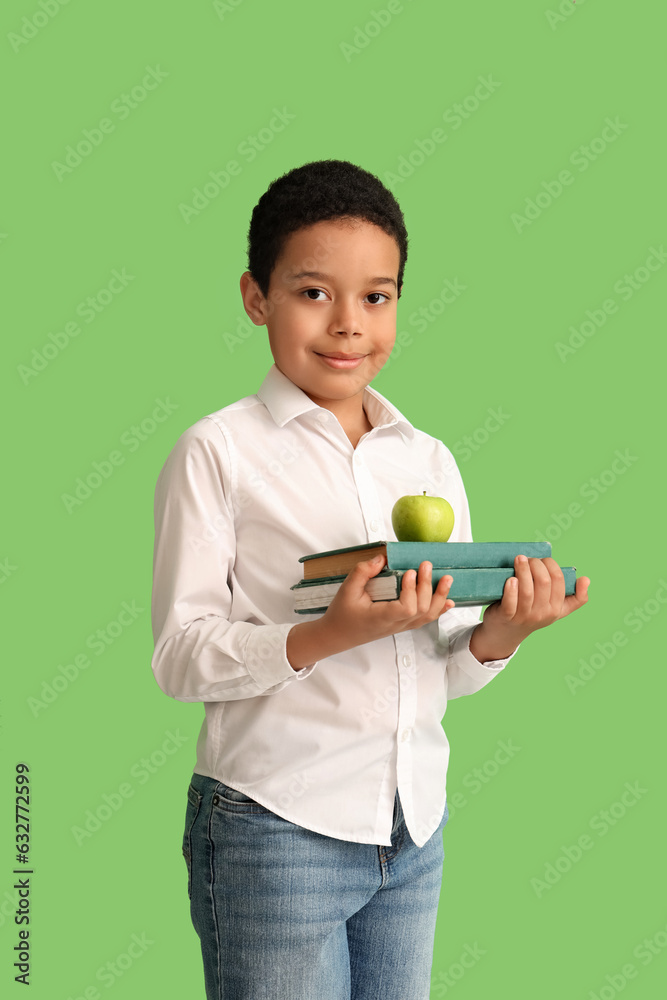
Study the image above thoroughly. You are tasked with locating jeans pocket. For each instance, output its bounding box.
[218,784,256,803]
[182,782,203,900]
[212,782,272,814]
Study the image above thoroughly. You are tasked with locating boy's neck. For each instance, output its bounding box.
[301,392,372,449]
[301,385,374,448]
[328,402,373,449]
[344,407,374,449]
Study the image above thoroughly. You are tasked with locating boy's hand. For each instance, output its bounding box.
[469,555,590,662]
[318,555,455,652]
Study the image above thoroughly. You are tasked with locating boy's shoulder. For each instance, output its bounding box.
[170,383,272,449]
[155,387,267,481]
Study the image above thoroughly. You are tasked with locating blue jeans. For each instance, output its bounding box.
[182,771,449,999]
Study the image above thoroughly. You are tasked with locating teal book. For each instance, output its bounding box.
[299,540,552,581]
[292,565,577,614]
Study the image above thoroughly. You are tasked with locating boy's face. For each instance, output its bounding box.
[240,217,400,422]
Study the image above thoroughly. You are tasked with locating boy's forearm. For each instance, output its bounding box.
[469,622,523,663]
[285,618,525,670]
[286,620,346,671]
[288,617,525,672]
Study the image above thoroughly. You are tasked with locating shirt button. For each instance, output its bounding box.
[402,655,411,667]
[370,519,379,531]
[401,729,411,742]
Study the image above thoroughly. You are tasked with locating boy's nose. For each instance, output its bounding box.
[328,302,363,336]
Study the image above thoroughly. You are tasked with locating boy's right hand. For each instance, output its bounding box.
[317,554,455,653]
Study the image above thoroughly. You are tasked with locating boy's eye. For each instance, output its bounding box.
[301,288,389,304]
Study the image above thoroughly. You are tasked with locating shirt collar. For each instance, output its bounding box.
[256,364,415,442]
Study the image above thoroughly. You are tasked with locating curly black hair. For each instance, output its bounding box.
[246,159,408,300]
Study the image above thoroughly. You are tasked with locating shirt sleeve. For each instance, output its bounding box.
[150,419,318,702]
[430,441,520,700]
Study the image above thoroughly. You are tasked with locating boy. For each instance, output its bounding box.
[151,159,589,999]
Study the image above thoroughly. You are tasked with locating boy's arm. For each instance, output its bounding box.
[151,421,319,703]
[434,558,590,698]
[468,554,590,660]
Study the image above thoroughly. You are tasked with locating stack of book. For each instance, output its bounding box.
[291,541,576,614]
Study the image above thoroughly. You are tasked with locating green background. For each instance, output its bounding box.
[3,0,665,996]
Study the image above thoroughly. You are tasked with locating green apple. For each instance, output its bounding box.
[391,491,455,543]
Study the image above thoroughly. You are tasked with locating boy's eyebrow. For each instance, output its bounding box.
[285,270,397,289]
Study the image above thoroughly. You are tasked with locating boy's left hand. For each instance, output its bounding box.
[469,555,590,663]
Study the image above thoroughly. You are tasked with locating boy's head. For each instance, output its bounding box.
[245,159,408,300]
[240,160,408,424]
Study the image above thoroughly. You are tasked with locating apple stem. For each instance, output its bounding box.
[423,491,426,496]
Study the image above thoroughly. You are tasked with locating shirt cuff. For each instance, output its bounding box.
[244,623,319,690]
[449,624,518,681]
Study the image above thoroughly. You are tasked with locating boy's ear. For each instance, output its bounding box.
[239,271,268,326]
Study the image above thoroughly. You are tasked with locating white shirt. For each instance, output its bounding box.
[151,364,515,847]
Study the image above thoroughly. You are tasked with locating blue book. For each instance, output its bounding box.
[299,540,553,581]
[292,565,577,614]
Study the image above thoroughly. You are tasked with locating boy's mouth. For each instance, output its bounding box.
[315,351,367,369]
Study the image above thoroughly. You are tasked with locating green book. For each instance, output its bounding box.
[291,566,577,614]
[299,540,553,581]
